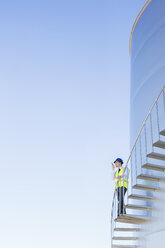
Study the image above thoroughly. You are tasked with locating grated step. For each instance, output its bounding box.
[133,183,159,191]
[128,194,154,201]
[112,245,139,248]
[125,204,152,211]
[153,140,165,149]
[112,236,138,240]
[115,214,149,224]
[137,173,165,182]
[114,228,141,232]
[160,129,165,136]
[147,152,165,161]
[142,163,165,172]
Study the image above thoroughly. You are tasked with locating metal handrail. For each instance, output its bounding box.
[111,85,165,235]
[129,0,151,55]
[123,85,165,174]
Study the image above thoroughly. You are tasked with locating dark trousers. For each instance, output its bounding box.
[116,187,127,216]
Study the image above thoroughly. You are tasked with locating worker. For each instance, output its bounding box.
[112,158,129,216]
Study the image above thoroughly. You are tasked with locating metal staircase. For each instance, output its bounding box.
[111,86,165,248]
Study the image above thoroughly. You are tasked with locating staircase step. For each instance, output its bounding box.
[112,236,138,240]
[128,194,154,201]
[147,152,165,161]
[137,173,165,182]
[115,214,149,224]
[114,228,141,232]
[133,183,159,191]
[112,245,139,248]
[142,163,165,172]
[125,204,152,211]
[160,129,165,136]
[153,140,165,149]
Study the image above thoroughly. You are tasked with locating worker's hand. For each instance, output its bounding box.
[116,176,121,180]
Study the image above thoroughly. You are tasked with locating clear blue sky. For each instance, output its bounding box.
[0,1,146,247]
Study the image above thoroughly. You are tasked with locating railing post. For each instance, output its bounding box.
[135,146,137,182]
[115,190,117,219]
[156,101,160,140]
[123,178,124,215]
[111,206,113,248]
[131,156,133,193]
[140,133,142,174]
[114,197,116,230]
[150,113,154,151]
[163,86,165,114]
[144,124,148,164]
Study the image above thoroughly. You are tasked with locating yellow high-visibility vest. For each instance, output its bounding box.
[115,167,129,190]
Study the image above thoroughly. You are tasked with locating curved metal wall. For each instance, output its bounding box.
[130,0,165,147]
[130,1,165,247]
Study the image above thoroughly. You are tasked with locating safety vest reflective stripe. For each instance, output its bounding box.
[115,167,129,189]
